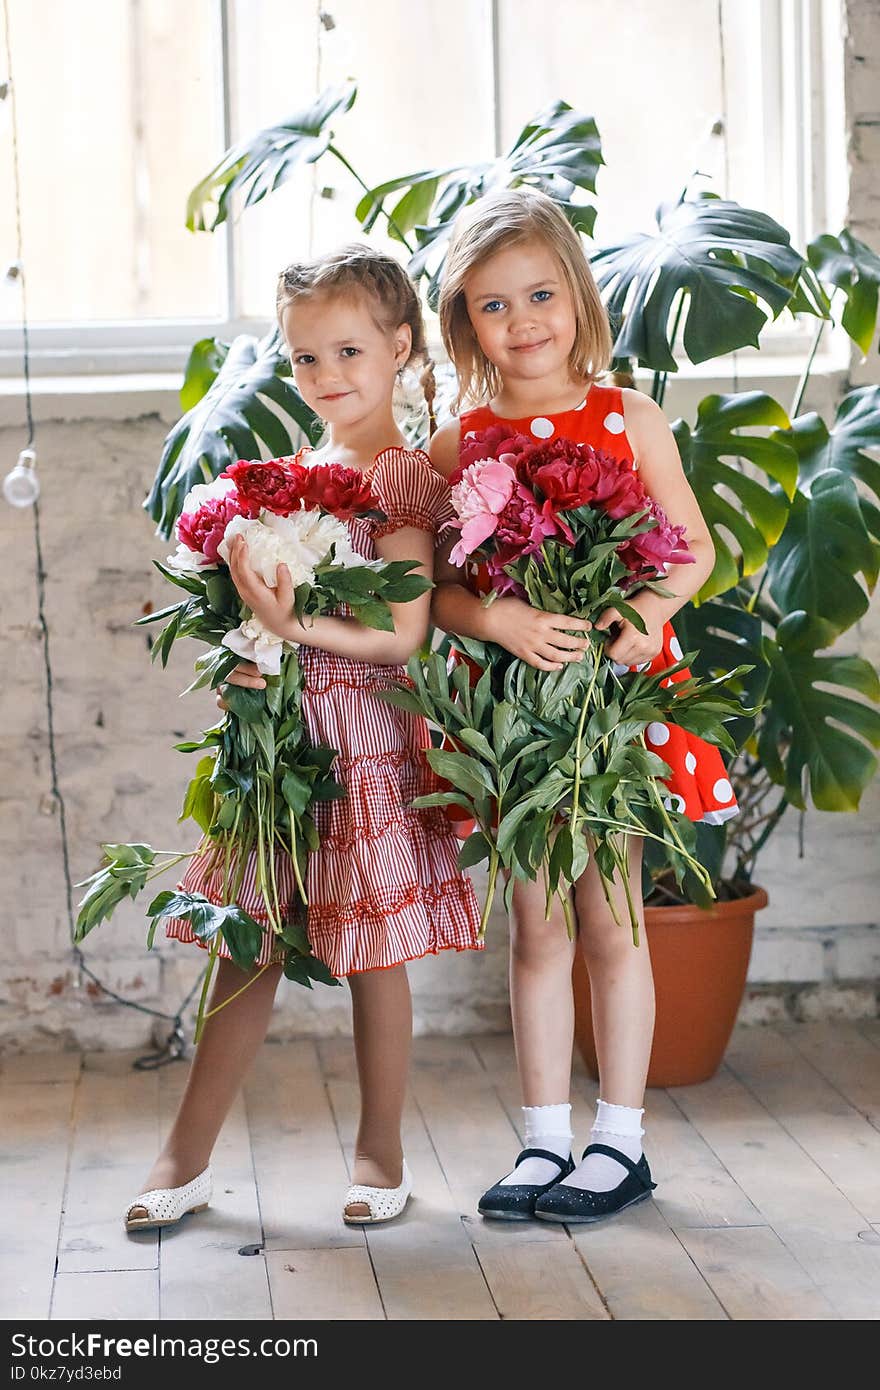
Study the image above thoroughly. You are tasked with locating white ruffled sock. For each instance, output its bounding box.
[561,1100,644,1193]
[499,1103,573,1187]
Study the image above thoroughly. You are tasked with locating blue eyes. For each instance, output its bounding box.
[482,290,553,313]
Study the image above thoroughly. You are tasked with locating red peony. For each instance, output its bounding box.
[301,463,378,520]
[589,449,649,519]
[177,493,250,562]
[453,424,533,484]
[221,458,309,516]
[492,482,563,565]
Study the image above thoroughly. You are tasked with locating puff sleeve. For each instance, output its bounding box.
[368,448,456,547]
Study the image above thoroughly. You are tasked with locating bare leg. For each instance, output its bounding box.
[137,957,283,1194]
[345,963,412,1216]
[509,877,576,1106]
[574,839,654,1106]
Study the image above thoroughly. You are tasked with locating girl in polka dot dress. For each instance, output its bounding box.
[125,247,482,1236]
[430,189,738,1225]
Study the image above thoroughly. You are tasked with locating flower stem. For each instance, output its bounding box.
[479,848,500,941]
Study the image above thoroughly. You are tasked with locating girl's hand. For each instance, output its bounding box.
[484,596,592,672]
[227,535,306,642]
[216,659,266,710]
[593,599,664,667]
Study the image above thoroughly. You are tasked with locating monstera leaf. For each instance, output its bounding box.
[758,612,880,811]
[766,471,876,633]
[672,392,798,597]
[591,194,808,370]
[675,588,769,751]
[186,82,357,232]
[809,230,880,355]
[780,387,880,548]
[355,100,602,308]
[145,332,321,537]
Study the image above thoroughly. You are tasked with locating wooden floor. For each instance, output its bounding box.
[4,1023,880,1321]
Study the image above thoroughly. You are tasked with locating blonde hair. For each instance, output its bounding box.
[276,244,438,432]
[438,189,613,411]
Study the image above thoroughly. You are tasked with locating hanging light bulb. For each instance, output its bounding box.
[3,447,40,508]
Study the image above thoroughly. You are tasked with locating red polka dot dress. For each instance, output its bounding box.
[166,447,484,973]
[453,384,739,827]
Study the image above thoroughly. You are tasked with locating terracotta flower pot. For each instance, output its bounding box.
[573,885,768,1088]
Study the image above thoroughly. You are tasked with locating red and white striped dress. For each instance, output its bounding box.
[166,446,483,974]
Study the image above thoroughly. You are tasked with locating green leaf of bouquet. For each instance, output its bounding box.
[425,749,497,801]
[187,81,357,233]
[457,831,490,871]
[592,193,807,370]
[454,727,499,766]
[766,471,874,633]
[758,611,880,811]
[808,229,880,356]
[281,770,312,818]
[302,955,341,987]
[283,956,314,987]
[351,598,396,632]
[219,910,265,973]
[220,683,266,724]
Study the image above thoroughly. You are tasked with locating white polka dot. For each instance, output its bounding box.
[574,397,588,411]
[464,430,476,440]
[636,660,651,672]
[685,751,698,775]
[669,635,683,661]
[603,411,625,434]
[660,678,672,688]
[646,721,670,746]
[663,794,687,814]
[530,417,555,439]
[611,661,629,676]
[713,777,734,803]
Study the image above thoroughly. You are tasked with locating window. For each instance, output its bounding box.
[0,0,846,376]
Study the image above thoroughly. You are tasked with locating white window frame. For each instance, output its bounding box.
[0,0,849,381]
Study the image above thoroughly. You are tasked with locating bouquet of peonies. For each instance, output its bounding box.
[383,425,752,941]
[75,457,431,1037]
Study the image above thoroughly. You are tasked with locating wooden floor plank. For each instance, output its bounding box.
[1,1076,77,1319]
[51,1269,160,1321]
[783,1022,880,1132]
[1,1052,82,1084]
[570,1200,728,1320]
[677,1227,839,1320]
[245,1041,361,1252]
[58,1052,160,1275]
[725,1026,880,1223]
[265,1248,384,1320]
[475,1242,609,1320]
[157,1063,271,1322]
[409,1037,566,1246]
[318,1038,499,1320]
[675,1065,880,1319]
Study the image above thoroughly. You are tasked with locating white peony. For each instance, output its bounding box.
[222,616,288,677]
[165,542,218,574]
[217,508,369,587]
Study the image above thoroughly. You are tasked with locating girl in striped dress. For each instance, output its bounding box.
[126,247,481,1233]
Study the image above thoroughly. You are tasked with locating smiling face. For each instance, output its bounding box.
[281,291,411,428]
[462,237,578,389]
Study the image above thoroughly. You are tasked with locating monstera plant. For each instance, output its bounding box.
[152,81,880,916]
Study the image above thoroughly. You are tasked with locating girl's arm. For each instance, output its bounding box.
[429,419,592,673]
[227,527,433,666]
[592,390,716,667]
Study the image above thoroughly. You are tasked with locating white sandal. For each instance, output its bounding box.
[342,1160,413,1225]
[124,1165,213,1231]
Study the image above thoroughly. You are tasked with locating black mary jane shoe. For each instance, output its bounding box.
[477,1148,576,1222]
[533,1143,657,1225]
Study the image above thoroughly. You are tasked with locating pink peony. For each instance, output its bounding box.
[618,501,693,582]
[492,482,564,565]
[449,459,517,565]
